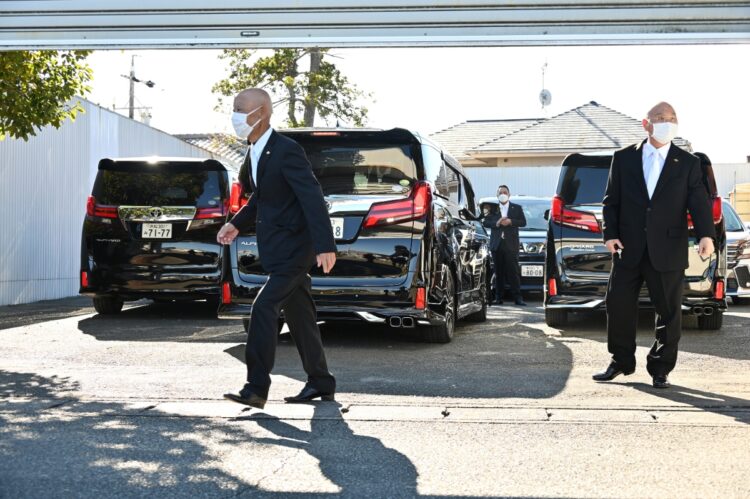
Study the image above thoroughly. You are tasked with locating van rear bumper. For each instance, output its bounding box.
[545,294,727,311]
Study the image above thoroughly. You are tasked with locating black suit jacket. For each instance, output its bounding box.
[482,202,527,252]
[230,130,336,272]
[602,140,715,272]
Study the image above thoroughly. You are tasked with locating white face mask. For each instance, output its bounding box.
[498,194,510,204]
[651,122,678,144]
[232,107,262,140]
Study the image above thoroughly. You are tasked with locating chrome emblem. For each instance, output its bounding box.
[325,201,332,211]
[149,208,163,219]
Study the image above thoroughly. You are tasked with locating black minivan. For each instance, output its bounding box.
[80,157,232,314]
[544,151,727,330]
[218,128,490,343]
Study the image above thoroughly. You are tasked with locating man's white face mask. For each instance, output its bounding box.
[650,121,678,144]
[232,106,262,140]
[498,193,510,204]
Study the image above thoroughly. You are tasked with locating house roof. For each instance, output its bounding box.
[175,133,246,167]
[429,118,540,161]
[471,101,645,155]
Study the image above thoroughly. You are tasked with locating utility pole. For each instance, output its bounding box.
[128,55,136,119]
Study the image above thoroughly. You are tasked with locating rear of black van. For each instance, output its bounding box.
[79,158,230,314]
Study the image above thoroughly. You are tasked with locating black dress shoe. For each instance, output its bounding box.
[652,375,670,389]
[515,298,527,306]
[284,385,335,403]
[592,362,635,381]
[494,299,504,305]
[223,390,267,409]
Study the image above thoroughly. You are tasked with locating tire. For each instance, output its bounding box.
[422,272,456,343]
[698,311,723,330]
[544,308,567,327]
[465,282,488,323]
[731,296,750,305]
[93,296,124,315]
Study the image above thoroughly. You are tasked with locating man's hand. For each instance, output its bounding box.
[698,237,715,259]
[217,223,239,245]
[605,239,624,255]
[497,217,511,227]
[316,252,336,274]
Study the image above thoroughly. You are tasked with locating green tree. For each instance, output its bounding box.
[0,50,92,141]
[212,48,369,128]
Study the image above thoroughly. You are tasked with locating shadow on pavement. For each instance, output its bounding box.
[555,306,750,362]
[630,382,750,425]
[0,296,95,331]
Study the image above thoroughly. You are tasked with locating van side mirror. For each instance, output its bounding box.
[544,209,550,221]
[459,207,479,221]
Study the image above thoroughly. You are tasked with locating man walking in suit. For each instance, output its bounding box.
[483,185,527,306]
[594,102,715,388]
[217,88,337,409]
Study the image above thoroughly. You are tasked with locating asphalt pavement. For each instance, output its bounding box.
[1,296,749,498]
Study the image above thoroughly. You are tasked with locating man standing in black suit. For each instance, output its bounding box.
[217,88,337,409]
[483,185,527,306]
[594,102,715,388]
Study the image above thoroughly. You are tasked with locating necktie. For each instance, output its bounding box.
[646,151,660,199]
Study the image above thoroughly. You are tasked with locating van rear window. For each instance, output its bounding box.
[298,141,417,196]
[93,167,224,207]
[557,166,610,205]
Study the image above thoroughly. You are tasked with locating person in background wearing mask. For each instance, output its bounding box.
[595,102,715,389]
[483,185,527,306]
[217,88,338,409]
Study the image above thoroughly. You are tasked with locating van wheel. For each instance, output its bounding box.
[698,311,723,330]
[545,308,567,327]
[93,296,123,315]
[422,272,456,343]
[465,283,488,323]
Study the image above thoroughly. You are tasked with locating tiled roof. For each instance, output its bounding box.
[471,101,645,154]
[175,133,246,168]
[429,119,540,161]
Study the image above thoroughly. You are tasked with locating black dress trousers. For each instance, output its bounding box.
[605,248,685,376]
[493,245,522,301]
[245,270,336,399]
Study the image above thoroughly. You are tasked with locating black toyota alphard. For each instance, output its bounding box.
[218,128,490,343]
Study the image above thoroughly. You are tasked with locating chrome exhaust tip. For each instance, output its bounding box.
[389,316,402,328]
[703,306,714,316]
[691,307,703,316]
[401,317,415,328]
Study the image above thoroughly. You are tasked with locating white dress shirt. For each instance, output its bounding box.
[499,201,509,218]
[642,140,670,198]
[249,126,274,186]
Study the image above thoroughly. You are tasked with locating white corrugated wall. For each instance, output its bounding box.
[466,163,750,202]
[0,98,216,306]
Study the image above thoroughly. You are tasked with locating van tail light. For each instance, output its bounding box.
[687,197,723,229]
[221,282,232,304]
[714,279,725,300]
[550,195,601,233]
[363,181,432,228]
[81,271,89,288]
[195,201,228,220]
[415,287,426,310]
[86,196,118,218]
[548,278,558,297]
[229,182,248,214]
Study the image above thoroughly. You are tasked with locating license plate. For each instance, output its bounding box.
[330,217,344,239]
[142,223,172,239]
[521,265,544,277]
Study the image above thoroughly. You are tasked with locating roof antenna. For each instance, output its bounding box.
[539,60,552,112]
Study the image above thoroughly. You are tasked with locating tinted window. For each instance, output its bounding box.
[461,175,476,213]
[300,142,417,196]
[557,166,610,205]
[517,199,551,231]
[93,166,224,207]
[723,202,746,232]
[446,166,460,205]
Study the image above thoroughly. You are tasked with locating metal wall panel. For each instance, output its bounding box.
[0,99,217,306]
[1,1,748,49]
